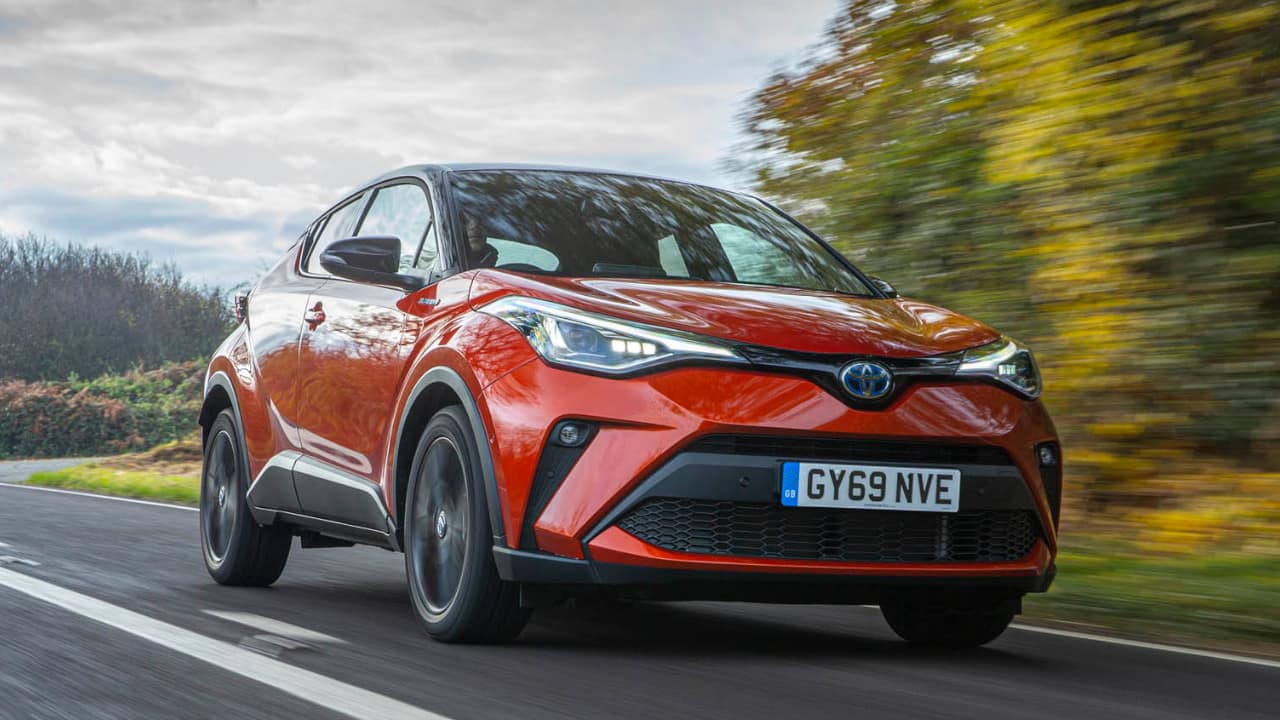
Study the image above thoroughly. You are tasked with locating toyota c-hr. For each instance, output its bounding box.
[199,164,1060,646]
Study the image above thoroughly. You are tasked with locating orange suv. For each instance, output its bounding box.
[199,164,1060,645]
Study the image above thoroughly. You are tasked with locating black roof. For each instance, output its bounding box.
[362,162,733,193]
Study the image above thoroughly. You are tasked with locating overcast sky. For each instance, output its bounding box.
[0,0,837,288]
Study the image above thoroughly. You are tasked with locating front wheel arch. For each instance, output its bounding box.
[392,367,505,550]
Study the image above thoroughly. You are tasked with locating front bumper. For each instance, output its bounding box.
[481,360,1059,589]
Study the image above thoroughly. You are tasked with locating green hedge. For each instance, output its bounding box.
[0,361,204,459]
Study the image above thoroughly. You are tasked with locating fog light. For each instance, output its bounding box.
[557,423,584,447]
[1038,444,1057,466]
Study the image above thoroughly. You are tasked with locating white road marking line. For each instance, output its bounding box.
[0,567,451,720]
[204,610,348,645]
[1011,624,1280,670]
[0,482,197,511]
[0,556,40,567]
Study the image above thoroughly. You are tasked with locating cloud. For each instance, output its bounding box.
[0,0,838,287]
[0,188,293,287]
[0,188,266,238]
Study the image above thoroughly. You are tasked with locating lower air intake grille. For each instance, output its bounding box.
[616,498,1038,563]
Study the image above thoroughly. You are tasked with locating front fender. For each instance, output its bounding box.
[391,365,508,546]
[384,311,538,548]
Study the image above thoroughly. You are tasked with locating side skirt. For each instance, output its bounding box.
[246,451,399,550]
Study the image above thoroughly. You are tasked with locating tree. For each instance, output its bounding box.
[0,233,233,381]
[736,0,1280,488]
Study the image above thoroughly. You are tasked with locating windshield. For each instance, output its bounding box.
[448,170,873,296]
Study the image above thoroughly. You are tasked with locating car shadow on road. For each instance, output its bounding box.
[233,569,1056,668]
[516,601,1055,668]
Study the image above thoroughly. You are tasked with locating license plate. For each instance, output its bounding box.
[780,461,961,512]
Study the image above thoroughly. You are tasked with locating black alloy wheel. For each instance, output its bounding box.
[200,409,291,586]
[404,406,529,642]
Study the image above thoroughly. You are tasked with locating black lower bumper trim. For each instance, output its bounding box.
[492,546,1055,601]
[493,547,595,584]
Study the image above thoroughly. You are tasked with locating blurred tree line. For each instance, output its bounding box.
[0,232,232,381]
[735,0,1280,494]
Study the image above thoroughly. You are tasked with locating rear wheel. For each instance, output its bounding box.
[404,406,529,643]
[200,409,291,586]
[880,598,1015,648]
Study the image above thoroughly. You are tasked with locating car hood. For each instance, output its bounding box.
[469,272,999,357]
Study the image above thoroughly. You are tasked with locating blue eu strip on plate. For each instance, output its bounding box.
[780,462,800,507]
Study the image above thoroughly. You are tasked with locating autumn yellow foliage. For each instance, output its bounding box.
[737,2,1280,548]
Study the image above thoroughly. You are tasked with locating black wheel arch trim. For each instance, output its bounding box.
[392,366,507,548]
[201,371,243,433]
[200,371,251,480]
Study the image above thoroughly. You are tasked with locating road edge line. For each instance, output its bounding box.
[1011,623,1280,669]
[0,482,197,511]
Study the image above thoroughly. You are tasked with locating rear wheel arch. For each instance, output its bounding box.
[199,371,242,447]
[199,371,258,504]
[393,367,505,550]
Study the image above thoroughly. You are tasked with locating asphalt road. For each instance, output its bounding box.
[0,482,1275,720]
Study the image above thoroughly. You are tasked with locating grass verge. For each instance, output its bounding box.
[1024,537,1279,656]
[26,464,199,505]
[23,435,201,505]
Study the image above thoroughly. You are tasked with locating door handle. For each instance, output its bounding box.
[304,302,326,329]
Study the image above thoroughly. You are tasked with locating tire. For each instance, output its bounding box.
[404,406,529,643]
[200,409,291,586]
[880,598,1015,648]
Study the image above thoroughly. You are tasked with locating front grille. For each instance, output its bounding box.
[617,498,1039,563]
[688,435,1012,466]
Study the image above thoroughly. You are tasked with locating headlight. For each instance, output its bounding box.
[480,296,743,375]
[956,336,1041,398]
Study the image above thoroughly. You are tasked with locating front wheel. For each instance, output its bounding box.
[880,598,1015,648]
[404,406,529,643]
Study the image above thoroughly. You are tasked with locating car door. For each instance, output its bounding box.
[294,179,454,513]
[245,218,348,455]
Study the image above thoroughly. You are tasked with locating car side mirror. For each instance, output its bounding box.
[319,236,425,291]
[869,276,899,298]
